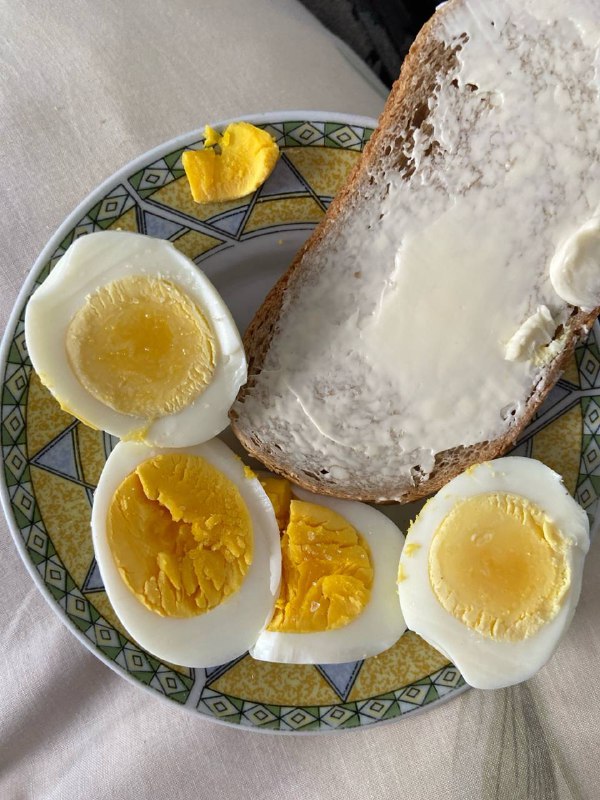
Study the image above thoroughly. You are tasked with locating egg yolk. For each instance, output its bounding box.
[182,122,279,204]
[428,492,570,641]
[259,475,292,531]
[107,453,253,617]
[260,478,373,633]
[66,276,215,419]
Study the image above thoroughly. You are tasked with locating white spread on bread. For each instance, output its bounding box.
[235,0,600,499]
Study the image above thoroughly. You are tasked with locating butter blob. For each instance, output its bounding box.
[428,493,570,641]
[267,499,373,633]
[66,276,216,419]
[182,122,279,203]
[504,305,558,363]
[107,453,253,617]
[550,217,600,311]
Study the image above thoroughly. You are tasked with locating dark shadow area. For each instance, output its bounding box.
[300,0,440,86]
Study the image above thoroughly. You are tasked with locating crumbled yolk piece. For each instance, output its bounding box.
[259,475,292,531]
[260,476,373,633]
[107,453,253,617]
[66,276,215,419]
[428,492,570,641]
[182,122,279,204]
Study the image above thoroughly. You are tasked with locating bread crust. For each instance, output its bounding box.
[230,2,600,503]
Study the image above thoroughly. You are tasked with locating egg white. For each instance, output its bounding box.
[25,230,247,446]
[91,438,281,668]
[398,457,590,690]
[250,487,407,665]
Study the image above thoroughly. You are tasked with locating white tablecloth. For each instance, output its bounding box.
[1,2,598,798]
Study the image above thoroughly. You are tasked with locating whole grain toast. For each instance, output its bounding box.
[230,0,600,503]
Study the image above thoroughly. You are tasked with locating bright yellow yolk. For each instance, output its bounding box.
[66,276,215,419]
[260,477,373,633]
[259,475,292,531]
[107,453,253,617]
[182,122,279,204]
[428,492,570,641]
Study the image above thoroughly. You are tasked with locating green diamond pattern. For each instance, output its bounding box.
[397,683,430,706]
[66,593,92,624]
[577,344,600,389]
[4,365,28,403]
[432,666,463,693]
[11,329,28,365]
[92,189,133,225]
[280,706,320,731]
[357,697,396,722]
[90,622,120,649]
[319,705,358,729]
[5,445,28,483]
[196,673,462,729]
[11,482,35,521]
[3,406,25,445]
[199,690,243,722]
[324,123,363,150]
[26,525,48,558]
[283,121,325,147]
[44,559,67,593]
[130,155,188,199]
[241,704,279,729]
[584,397,600,434]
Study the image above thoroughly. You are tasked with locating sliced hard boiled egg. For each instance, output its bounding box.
[398,457,590,690]
[25,230,246,446]
[250,478,407,664]
[91,438,281,667]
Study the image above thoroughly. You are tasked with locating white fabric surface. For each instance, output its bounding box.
[1,2,599,798]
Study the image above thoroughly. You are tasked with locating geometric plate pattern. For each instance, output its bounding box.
[1,113,597,731]
[196,664,465,732]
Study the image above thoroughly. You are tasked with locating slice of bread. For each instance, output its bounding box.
[231,0,600,503]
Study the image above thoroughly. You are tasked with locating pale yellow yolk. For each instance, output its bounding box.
[107,453,253,617]
[260,478,373,633]
[66,276,215,419]
[182,122,279,204]
[428,493,571,641]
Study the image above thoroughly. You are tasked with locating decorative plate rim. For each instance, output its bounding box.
[2,110,596,733]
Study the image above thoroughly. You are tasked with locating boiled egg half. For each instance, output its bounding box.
[251,476,407,664]
[398,457,590,689]
[25,230,246,446]
[91,438,281,667]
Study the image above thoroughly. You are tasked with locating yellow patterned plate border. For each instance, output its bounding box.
[1,113,598,732]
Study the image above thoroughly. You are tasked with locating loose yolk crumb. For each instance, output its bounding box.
[107,453,253,617]
[428,492,570,641]
[259,475,292,531]
[66,276,215,420]
[261,477,373,633]
[182,122,279,204]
